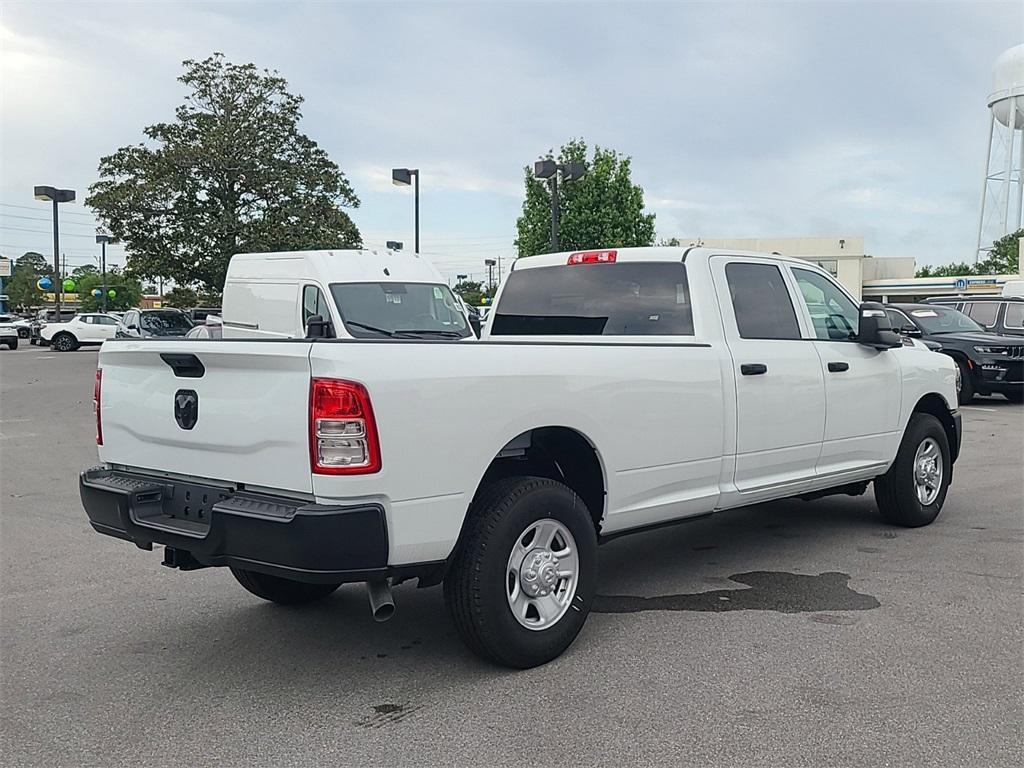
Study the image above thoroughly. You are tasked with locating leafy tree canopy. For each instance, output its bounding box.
[163,286,199,309]
[917,229,1022,277]
[87,53,362,292]
[75,267,143,312]
[453,280,494,307]
[515,139,656,258]
[5,252,49,310]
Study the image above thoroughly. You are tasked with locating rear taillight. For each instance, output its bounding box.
[567,250,617,265]
[309,378,380,474]
[94,368,103,446]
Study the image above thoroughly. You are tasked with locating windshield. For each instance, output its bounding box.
[140,311,194,335]
[906,306,985,335]
[330,282,471,339]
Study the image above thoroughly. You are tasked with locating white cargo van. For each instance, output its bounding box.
[221,249,474,340]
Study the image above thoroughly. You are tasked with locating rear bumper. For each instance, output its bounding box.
[80,467,440,585]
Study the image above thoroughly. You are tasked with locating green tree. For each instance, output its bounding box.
[70,264,99,282]
[87,53,362,292]
[76,268,143,312]
[515,139,656,257]
[163,286,199,308]
[5,252,50,310]
[453,280,493,307]
[977,228,1022,275]
[915,263,976,278]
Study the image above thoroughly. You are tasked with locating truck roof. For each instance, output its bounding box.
[226,248,446,284]
[510,246,814,271]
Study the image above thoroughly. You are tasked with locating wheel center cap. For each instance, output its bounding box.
[520,550,558,597]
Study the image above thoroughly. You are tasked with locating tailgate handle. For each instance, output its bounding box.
[160,353,205,379]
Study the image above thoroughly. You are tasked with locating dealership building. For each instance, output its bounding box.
[678,236,1021,302]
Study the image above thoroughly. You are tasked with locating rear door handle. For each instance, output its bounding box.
[740,363,768,376]
[827,362,850,373]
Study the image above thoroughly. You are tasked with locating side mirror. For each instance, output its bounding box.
[305,314,334,339]
[856,302,901,350]
[900,324,922,338]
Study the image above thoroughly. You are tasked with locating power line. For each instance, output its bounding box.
[0,225,107,240]
[0,212,99,229]
[0,202,96,219]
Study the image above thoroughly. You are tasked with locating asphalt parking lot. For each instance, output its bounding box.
[1,346,1021,767]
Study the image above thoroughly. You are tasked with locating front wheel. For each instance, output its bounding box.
[444,476,598,669]
[2,338,16,350]
[230,567,341,605]
[1004,389,1023,403]
[874,413,951,527]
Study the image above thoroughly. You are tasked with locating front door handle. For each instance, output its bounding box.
[740,363,768,376]
[827,361,850,373]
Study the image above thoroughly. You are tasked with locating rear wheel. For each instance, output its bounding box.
[230,567,341,605]
[875,413,951,527]
[444,476,598,669]
[955,359,974,404]
[52,332,78,352]
[2,338,16,350]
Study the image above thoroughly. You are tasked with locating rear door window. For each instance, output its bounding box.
[490,262,694,336]
[965,302,998,328]
[1004,303,1023,329]
[724,263,800,340]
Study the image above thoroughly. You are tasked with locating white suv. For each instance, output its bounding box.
[41,313,121,351]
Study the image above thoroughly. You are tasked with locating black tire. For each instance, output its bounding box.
[1004,389,1023,403]
[17,328,29,338]
[6,338,17,350]
[52,332,78,352]
[955,359,974,405]
[874,413,951,528]
[443,476,598,669]
[230,567,341,605]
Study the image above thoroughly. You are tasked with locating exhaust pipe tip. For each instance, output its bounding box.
[366,580,395,623]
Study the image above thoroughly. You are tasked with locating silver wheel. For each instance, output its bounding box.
[506,518,579,631]
[913,437,942,506]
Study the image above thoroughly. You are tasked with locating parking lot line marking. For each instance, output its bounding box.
[962,406,997,412]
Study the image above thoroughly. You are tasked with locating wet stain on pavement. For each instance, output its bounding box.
[593,571,880,614]
[856,546,881,553]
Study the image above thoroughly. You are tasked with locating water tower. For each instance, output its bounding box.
[976,44,1024,262]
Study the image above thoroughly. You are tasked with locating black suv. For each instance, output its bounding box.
[886,303,1024,404]
[922,296,1024,337]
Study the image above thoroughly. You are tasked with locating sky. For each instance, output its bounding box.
[1,0,1021,285]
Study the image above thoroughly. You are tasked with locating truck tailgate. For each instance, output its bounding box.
[98,340,314,494]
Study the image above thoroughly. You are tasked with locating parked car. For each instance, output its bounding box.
[922,295,1024,337]
[189,307,221,324]
[185,315,223,339]
[0,314,32,339]
[29,309,76,345]
[116,308,194,339]
[82,247,959,668]
[886,303,1023,403]
[40,313,121,351]
[220,248,473,340]
[0,325,18,350]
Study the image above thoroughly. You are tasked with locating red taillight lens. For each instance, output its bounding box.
[567,250,617,265]
[94,368,103,446]
[309,378,380,474]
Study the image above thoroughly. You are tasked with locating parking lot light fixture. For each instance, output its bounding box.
[34,185,76,319]
[532,160,587,252]
[391,168,420,254]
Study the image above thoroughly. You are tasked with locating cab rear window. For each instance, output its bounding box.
[490,262,694,336]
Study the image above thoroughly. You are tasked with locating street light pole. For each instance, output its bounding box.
[34,185,75,319]
[392,168,421,254]
[533,160,585,253]
[96,234,116,313]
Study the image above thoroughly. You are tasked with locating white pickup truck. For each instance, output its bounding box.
[81,247,960,668]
